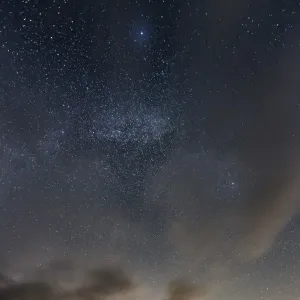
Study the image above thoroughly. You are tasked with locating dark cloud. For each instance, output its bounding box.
[238,175,300,259]
[0,281,54,300]
[1,264,209,300]
[76,266,134,299]
[167,279,207,300]
[0,265,135,300]
[0,273,13,289]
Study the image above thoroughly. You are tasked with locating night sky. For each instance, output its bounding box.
[1,0,300,299]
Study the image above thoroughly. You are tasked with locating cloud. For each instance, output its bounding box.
[149,145,300,281]
[167,279,207,300]
[0,265,135,300]
[0,262,210,300]
[75,266,134,299]
[237,175,300,260]
[0,281,54,300]
[0,273,13,289]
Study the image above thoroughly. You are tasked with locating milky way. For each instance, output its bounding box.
[88,105,174,145]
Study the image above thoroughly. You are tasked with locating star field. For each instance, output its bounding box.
[1,0,300,299]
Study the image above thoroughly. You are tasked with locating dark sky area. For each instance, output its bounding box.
[1,0,300,299]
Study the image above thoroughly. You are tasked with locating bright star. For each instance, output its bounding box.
[140,31,144,35]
